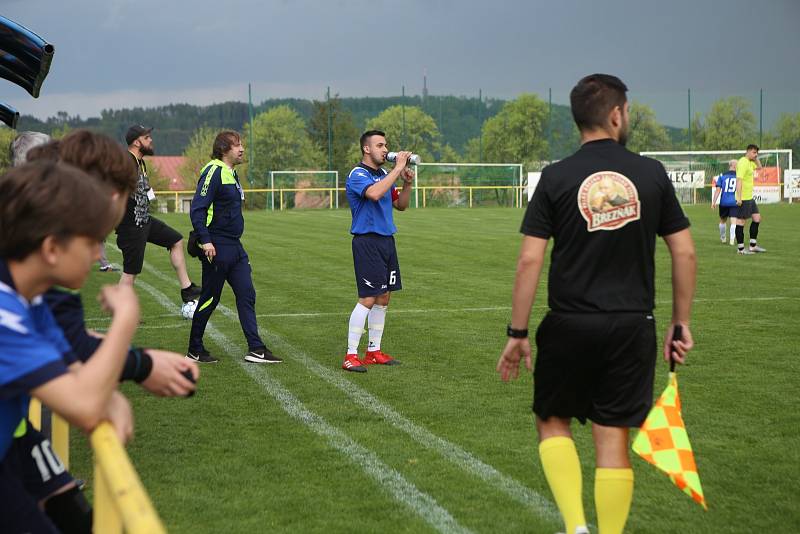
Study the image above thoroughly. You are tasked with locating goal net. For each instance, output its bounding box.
[640,150,792,204]
[413,163,524,208]
[268,170,339,210]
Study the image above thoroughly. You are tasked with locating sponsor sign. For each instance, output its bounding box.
[783,169,800,199]
[667,170,705,189]
[527,172,541,201]
[577,171,641,232]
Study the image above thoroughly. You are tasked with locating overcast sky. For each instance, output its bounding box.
[2,0,799,127]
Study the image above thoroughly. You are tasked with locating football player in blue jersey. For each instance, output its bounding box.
[341,130,414,373]
[0,162,139,533]
[711,160,738,245]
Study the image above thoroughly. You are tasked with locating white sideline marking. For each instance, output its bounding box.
[82,293,800,324]
[119,250,559,523]
[134,278,472,534]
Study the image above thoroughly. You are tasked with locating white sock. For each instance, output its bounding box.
[367,304,387,352]
[729,224,736,243]
[347,303,370,355]
[719,223,726,239]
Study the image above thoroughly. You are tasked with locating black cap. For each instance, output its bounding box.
[125,125,153,146]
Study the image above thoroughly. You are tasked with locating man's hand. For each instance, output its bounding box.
[140,349,199,397]
[496,337,532,382]
[201,242,216,260]
[710,203,716,209]
[98,284,139,320]
[106,391,134,444]
[393,151,412,172]
[663,323,694,365]
[401,168,414,184]
[736,199,742,206]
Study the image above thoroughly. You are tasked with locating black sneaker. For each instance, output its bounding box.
[244,347,282,364]
[181,282,202,303]
[186,349,219,364]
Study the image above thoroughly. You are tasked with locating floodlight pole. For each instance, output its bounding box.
[759,88,763,147]
[248,83,255,187]
[327,86,333,172]
[478,88,483,163]
[401,85,406,148]
[687,88,692,151]
[547,87,552,162]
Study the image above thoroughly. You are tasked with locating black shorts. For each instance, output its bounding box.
[352,233,402,298]
[116,217,183,275]
[731,199,759,220]
[718,205,735,219]
[0,421,73,533]
[533,311,657,427]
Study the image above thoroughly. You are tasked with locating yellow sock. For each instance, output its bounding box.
[594,468,634,534]
[539,437,587,534]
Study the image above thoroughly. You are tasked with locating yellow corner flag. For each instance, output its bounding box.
[632,368,707,510]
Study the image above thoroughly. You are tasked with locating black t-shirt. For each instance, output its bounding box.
[117,153,151,229]
[521,139,689,313]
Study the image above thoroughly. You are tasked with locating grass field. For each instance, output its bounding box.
[71,203,800,533]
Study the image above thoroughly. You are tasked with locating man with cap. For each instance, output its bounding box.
[116,125,201,302]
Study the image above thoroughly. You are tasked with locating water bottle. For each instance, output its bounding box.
[386,152,421,165]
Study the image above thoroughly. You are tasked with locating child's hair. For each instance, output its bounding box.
[0,161,119,260]
[27,130,137,195]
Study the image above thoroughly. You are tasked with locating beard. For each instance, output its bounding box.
[618,125,629,147]
[140,145,155,156]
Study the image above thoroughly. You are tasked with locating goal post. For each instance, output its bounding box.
[268,170,339,210]
[640,149,793,204]
[413,162,524,208]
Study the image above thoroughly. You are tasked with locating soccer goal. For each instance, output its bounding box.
[413,162,524,208]
[268,170,339,210]
[640,150,793,204]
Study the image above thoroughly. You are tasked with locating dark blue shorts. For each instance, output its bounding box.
[352,233,402,298]
[718,205,735,219]
[0,421,72,533]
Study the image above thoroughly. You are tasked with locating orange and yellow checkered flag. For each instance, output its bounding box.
[632,367,707,510]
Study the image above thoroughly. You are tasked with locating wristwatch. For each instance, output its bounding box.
[506,325,529,338]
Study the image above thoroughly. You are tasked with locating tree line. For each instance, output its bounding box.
[3,95,798,184]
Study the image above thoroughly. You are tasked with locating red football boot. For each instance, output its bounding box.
[364,350,401,366]
[342,354,367,373]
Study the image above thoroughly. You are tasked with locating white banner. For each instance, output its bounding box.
[527,172,542,201]
[667,170,705,189]
[753,186,781,204]
[784,169,800,199]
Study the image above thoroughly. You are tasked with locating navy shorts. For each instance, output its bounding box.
[0,421,73,533]
[718,205,735,219]
[730,199,759,220]
[533,312,657,428]
[352,233,402,298]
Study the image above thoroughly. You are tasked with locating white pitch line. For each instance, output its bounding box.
[123,249,560,524]
[133,278,472,534]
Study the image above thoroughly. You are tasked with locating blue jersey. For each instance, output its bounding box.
[715,171,737,207]
[0,261,72,460]
[191,159,245,246]
[346,164,397,236]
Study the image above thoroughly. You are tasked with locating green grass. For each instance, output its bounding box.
[72,204,800,533]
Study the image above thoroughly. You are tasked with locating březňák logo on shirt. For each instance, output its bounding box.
[577,171,641,232]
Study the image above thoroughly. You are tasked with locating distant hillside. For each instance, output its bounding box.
[14,96,581,159]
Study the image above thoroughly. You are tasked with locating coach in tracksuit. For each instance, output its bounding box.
[186,131,281,364]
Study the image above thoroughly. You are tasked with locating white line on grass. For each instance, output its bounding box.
[137,257,559,520]
[82,296,800,323]
[133,278,472,534]
[118,248,560,524]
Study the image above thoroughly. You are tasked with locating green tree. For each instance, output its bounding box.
[0,126,16,173]
[307,94,360,181]
[773,112,800,163]
[699,97,757,150]
[626,101,671,152]
[480,94,549,167]
[364,105,441,162]
[244,105,324,186]
[178,126,218,185]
